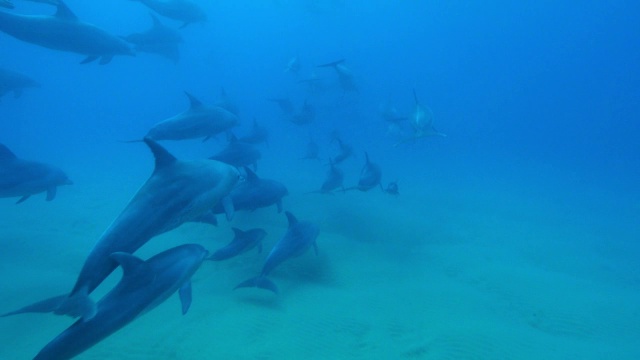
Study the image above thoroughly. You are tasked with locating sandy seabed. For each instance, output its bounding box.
[1,163,639,360]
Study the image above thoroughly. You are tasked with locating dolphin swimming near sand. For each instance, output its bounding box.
[209,227,266,261]
[212,167,288,221]
[123,12,182,63]
[345,152,382,192]
[396,90,446,145]
[4,138,238,320]
[209,134,261,170]
[0,1,134,64]
[145,91,238,141]
[4,244,210,360]
[235,211,319,294]
[129,0,206,28]
[0,144,71,203]
[0,67,39,100]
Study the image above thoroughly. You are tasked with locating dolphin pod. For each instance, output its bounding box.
[4,138,238,320]
[0,1,134,64]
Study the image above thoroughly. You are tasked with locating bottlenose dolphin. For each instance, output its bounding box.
[396,90,446,145]
[291,100,315,125]
[332,137,353,164]
[129,0,207,28]
[346,152,382,192]
[317,58,357,92]
[4,244,210,360]
[235,211,319,293]
[237,118,269,146]
[212,167,288,221]
[0,67,39,100]
[123,13,182,63]
[0,144,71,203]
[299,136,320,161]
[209,134,261,170]
[0,1,134,64]
[214,87,240,116]
[6,138,238,320]
[384,181,399,196]
[145,92,238,141]
[209,227,267,261]
[309,160,343,194]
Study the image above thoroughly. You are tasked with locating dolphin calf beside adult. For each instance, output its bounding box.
[0,1,134,64]
[0,144,71,203]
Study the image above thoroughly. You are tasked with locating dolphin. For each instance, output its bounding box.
[299,136,320,161]
[123,12,182,63]
[5,138,238,320]
[0,67,39,100]
[396,90,446,145]
[209,134,261,170]
[346,152,382,192]
[234,211,319,294]
[129,0,207,28]
[209,227,267,261]
[317,58,357,92]
[212,167,288,221]
[214,87,240,116]
[332,137,353,164]
[0,144,72,203]
[4,244,210,360]
[291,99,315,125]
[145,91,238,141]
[237,118,269,146]
[309,160,343,194]
[0,1,134,64]
[384,181,399,196]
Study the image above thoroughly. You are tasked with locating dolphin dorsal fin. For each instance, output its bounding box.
[412,89,419,104]
[243,167,259,182]
[109,252,153,283]
[149,12,162,27]
[231,227,245,237]
[184,91,203,109]
[0,144,17,161]
[55,1,78,21]
[285,211,298,227]
[143,137,177,171]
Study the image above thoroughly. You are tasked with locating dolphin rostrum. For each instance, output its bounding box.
[3,138,238,320]
[145,91,238,141]
[4,244,210,360]
[0,1,134,64]
[0,143,72,203]
[234,211,319,294]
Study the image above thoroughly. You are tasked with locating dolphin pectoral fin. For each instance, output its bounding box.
[234,276,278,294]
[222,196,234,221]
[46,187,57,201]
[54,290,97,320]
[178,281,192,315]
[80,55,99,64]
[16,195,30,204]
[276,199,283,213]
[191,211,218,226]
[99,56,113,65]
[1,294,67,317]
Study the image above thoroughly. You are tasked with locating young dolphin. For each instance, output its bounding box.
[0,1,134,64]
[145,92,238,141]
[209,227,267,261]
[0,67,40,100]
[345,152,383,192]
[308,160,343,194]
[123,13,182,63]
[129,0,207,28]
[4,244,210,360]
[235,211,319,293]
[4,138,239,320]
[0,144,72,203]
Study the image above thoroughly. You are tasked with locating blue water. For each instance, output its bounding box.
[1,1,639,359]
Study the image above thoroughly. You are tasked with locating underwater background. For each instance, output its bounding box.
[1,0,639,359]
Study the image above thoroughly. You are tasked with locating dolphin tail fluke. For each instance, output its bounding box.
[234,275,278,294]
[317,59,345,68]
[1,294,67,317]
[1,291,96,320]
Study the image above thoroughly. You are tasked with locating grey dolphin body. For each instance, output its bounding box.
[396,90,446,145]
[5,244,210,360]
[0,144,71,203]
[235,211,319,293]
[7,138,238,319]
[332,137,353,164]
[317,160,344,194]
[129,0,206,28]
[146,92,238,141]
[237,118,269,146]
[0,2,134,64]
[209,227,267,261]
[0,67,39,100]
[209,134,261,170]
[291,100,315,125]
[347,152,382,192]
[124,13,182,63]
[0,0,13,9]
[317,58,357,92]
[212,167,288,221]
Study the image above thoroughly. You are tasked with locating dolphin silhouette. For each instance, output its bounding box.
[209,227,267,261]
[0,67,39,100]
[129,0,207,28]
[0,1,134,64]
